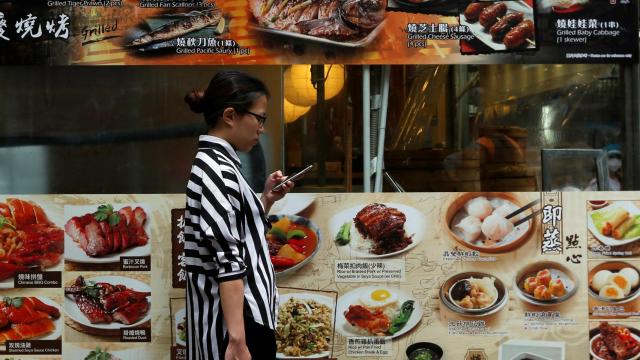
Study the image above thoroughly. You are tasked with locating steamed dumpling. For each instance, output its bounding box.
[493,203,517,218]
[465,197,493,220]
[455,216,482,242]
[481,214,514,241]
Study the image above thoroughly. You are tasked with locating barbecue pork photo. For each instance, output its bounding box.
[65,204,149,259]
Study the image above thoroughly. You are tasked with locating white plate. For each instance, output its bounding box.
[460,1,536,51]
[0,296,62,350]
[250,19,386,48]
[64,275,151,330]
[0,199,64,289]
[175,308,186,347]
[336,286,422,338]
[67,347,135,360]
[330,203,426,258]
[588,201,640,246]
[64,203,152,263]
[276,293,335,359]
[269,194,316,215]
[499,339,565,360]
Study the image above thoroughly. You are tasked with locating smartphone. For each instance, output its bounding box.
[271,165,313,191]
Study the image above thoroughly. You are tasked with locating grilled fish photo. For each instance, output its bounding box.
[128,9,223,47]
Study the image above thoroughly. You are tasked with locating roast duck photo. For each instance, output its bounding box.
[249,0,387,41]
[0,198,64,281]
[0,297,60,343]
[65,276,150,325]
[65,204,149,258]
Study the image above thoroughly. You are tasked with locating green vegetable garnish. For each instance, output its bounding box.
[93,204,121,226]
[84,347,112,360]
[286,229,306,240]
[82,281,102,299]
[2,297,23,308]
[335,222,351,246]
[0,216,15,230]
[268,227,287,241]
[389,300,414,334]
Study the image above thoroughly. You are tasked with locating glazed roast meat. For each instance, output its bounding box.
[65,206,149,257]
[599,322,640,360]
[65,276,151,325]
[353,203,412,255]
[249,0,386,41]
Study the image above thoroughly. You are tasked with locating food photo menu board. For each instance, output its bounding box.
[0,0,636,65]
[2,192,640,359]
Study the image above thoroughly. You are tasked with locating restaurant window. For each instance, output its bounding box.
[388,63,628,193]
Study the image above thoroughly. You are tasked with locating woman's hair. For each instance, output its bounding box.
[185,71,270,128]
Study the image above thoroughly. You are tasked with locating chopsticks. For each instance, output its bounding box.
[506,198,540,220]
[505,198,541,226]
[514,208,542,227]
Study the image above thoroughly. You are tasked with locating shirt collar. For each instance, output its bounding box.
[198,135,242,167]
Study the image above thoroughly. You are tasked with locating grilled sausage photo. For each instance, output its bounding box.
[464,2,491,22]
[479,2,508,28]
[489,11,524,42]
[504,19,535,49]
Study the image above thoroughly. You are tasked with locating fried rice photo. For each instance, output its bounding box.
[276,297,333,357]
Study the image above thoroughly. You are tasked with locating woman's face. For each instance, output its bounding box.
[233,94,267,152]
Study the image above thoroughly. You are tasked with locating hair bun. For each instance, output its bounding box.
[184,90,207,114]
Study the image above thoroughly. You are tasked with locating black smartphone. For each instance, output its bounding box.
[271,165,313,191]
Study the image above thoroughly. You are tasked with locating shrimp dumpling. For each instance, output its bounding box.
[481,214,514,242]
[493,203,517,218]
[464,197,493,220]
[455,216,482,242]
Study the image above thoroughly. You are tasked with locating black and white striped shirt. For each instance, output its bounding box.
[185,135,277,360]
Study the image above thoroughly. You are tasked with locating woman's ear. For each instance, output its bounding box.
[221,107,235,127]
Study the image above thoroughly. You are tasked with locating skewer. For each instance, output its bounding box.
[494,14,536,47]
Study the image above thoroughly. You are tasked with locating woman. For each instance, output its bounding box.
[183,71,293,360]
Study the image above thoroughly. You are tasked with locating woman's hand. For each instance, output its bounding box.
[261,170,294,213]
[225,338,251,360]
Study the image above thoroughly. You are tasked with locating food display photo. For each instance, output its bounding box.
[588,201,640,257]
[459,0,537,53]
[124,8,230,53]
[445,192,537,253]
[590,321,640,360]
[248,0,387,47]
[589,261,640,318]
[514,261,578,307]
[275,289,337,359]
[267,214,321,277]
[336,286,421,338]
[63,273,151,341]
[0,296,62,352]
[0,198,64,288]
[64,204,152,270]
[330,202,426,258]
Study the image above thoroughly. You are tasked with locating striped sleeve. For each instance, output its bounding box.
[199,157,247,282]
